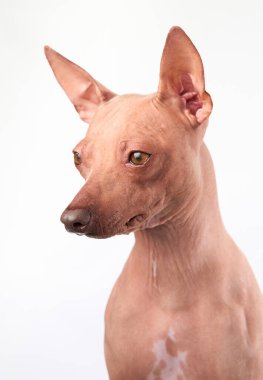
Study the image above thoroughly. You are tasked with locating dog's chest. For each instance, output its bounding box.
[104,279,254,380]
[105,305,189,380]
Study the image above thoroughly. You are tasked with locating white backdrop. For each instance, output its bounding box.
[0,0,263,379]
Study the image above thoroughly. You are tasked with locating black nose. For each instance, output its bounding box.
[60,208,91,234]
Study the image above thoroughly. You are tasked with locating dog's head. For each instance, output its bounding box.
[45,27,212,238]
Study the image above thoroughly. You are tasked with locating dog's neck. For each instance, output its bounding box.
[132,143,229,306]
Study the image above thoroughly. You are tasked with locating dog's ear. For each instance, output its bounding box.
[158,27,212,127]
[44,46,116,123]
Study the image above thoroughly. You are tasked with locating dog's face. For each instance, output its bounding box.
[66,94,197,238]
[45,27,212,238]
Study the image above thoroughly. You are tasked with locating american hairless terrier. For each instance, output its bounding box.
[45,27,263,379]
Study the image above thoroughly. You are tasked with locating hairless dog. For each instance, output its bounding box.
[45,27,263,379]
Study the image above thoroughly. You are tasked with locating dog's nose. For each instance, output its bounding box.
[60,208,91,234]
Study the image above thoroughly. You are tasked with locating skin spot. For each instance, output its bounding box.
[153,359,166,377]
[166,336,179,357]
[119,140,127,151]
[147,328,188,380]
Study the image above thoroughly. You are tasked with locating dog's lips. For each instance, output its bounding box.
[83,214,146,238]
[63,214,147,239]
[83,217,145,239]
[65,225,86,235]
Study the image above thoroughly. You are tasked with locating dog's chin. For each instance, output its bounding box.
[82,229,130,239]
[65,228,116,239]
[84,232,117,239]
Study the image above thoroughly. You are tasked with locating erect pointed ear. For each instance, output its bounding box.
[158,27,212,127]
[44,46,116,123]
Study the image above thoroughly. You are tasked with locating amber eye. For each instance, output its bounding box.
[73,151,81,165]
[129,151,151,166]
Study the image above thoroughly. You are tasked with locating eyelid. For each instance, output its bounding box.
[126,148,153,157]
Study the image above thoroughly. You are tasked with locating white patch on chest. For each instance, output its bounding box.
[147,328,187,380]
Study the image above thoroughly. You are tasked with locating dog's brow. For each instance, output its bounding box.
[120,141,127,151]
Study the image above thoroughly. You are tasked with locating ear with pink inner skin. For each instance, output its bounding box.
[44,46,116,123]
[158,27,213,126]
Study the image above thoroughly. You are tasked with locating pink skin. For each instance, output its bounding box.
[45,27,263,379]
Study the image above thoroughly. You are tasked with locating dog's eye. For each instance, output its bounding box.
[129,151,151,166]
[73,151,81,165]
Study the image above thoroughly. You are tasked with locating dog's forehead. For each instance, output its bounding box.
[89,94,156,132]
[86,93,182,141]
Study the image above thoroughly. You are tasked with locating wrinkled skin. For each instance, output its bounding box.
[66,93,202,238]
[45,27,263,379]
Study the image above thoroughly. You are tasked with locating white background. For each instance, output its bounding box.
[0,0,263,379]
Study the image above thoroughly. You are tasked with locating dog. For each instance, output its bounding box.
[45,26,263,379]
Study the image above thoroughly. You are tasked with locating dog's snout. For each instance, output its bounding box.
[60,208,91,234]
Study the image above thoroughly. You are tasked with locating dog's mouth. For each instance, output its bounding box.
[82,214,146,239]
[62,210,147,239]
[125,214,145,228]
